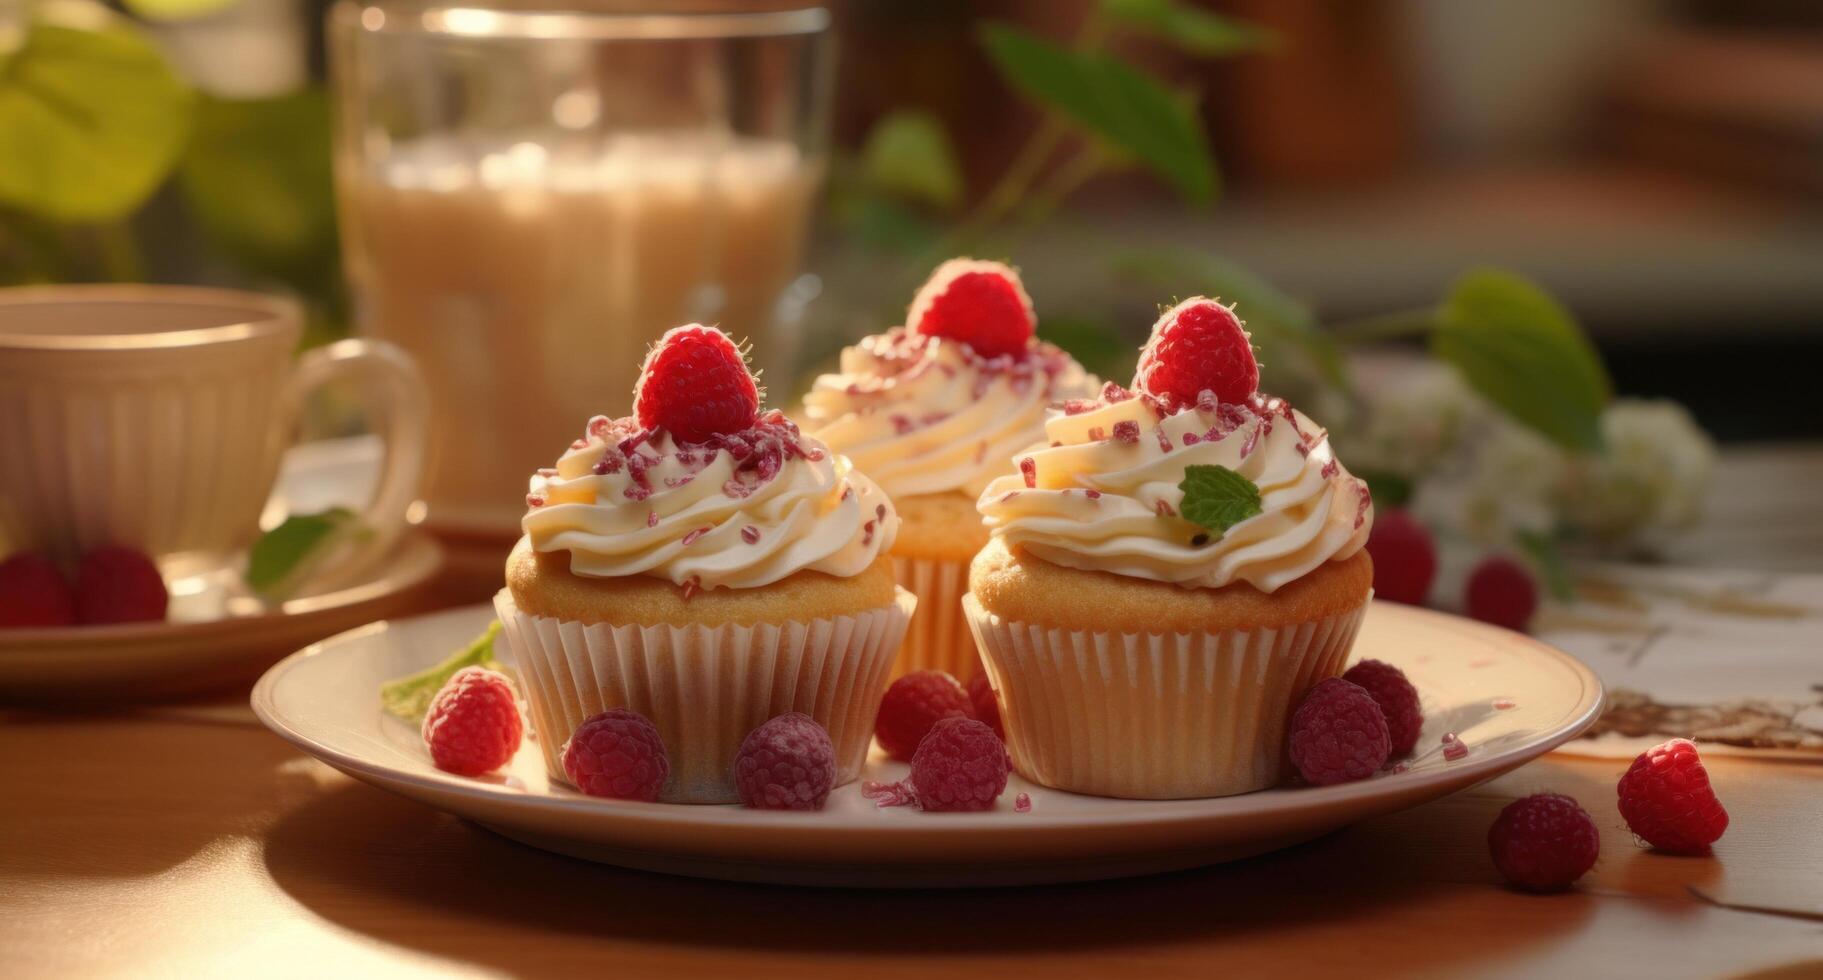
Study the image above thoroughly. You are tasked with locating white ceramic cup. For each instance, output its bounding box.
[0,285,429,584]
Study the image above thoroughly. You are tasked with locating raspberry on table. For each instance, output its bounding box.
[1487,793,1600,892]
[632,324,760,443]
[74,547,168,625]
[1364,509,1437,606]
[1287,677,1392,785]
[1132,297,1258,411]
[0,552,76,628]
[1617,738,1729,853]
[562,707,669,801]
[421,666,523,777]
[733,712,836,810]
[1465,555,1538,632]
[907,259,1036,360]
[966,672,1004,739]
[909,717,1010,812]
[1342,659,1423,757]
[875,670,974,761]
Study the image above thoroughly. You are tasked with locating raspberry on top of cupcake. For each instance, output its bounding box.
[801,258,1097,499]
[977,297,1373,593]
[522,324,897,592]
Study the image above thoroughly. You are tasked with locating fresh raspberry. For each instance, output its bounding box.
[966,672,1004,739]
[1287,677,1391,785]
[906,258,1035,359]
[1342,659,1423,756]
[1617,738,1729,853]
[733,712,836,810]
[909,717,1010,812]
[1487,793,1600,892]
[74,547,168,625]
[632,324,760,443]
[562,707,669,801]
[0,552,76,628]
[1132,297,1258,412]
[421,666,523,776]
[1364,508,1436,606]
[875,670,974,761]
[1466,554,1538,632]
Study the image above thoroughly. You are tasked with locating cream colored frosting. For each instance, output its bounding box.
[977,389,1372,592]
[523,411,896,590]
[802,328,1096,498]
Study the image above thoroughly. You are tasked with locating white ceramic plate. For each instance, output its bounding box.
[0,438,442,702]
[253,600,1603,888]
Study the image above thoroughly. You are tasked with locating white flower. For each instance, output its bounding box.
[1561,399,1714,544]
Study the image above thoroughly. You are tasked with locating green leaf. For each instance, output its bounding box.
[0,12,194,221]
[1037,313,1132,381]
[178,89,340,290]
[979,23,1216,205]
[1431,269,1610,453]
[1178,464,1263,533]
[1517,530,1575,602]
[380,621,504,723]
[246,506,363,599]
[1101,0,1281,57]
[860,109,964,211]
[121,0,240,22]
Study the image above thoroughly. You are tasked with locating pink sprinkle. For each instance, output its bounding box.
[1061,398,1099,416]
[1155,427,1173,453]
[1015,792,1032,813]
[1084,489,1102,500]
[862,780,917,807]
[1112,420,1140,444]
[890,414,914,435]
[1443,740,1469,762]
[1020,457,1037,488]
[1391,762,1410,774]
[525,494,545,508]
[741,525,761,544]
[840,484,853,502]
[862,519,876,546]
[877,503,887,521]
[1182,432,1200,445]
[680,576,701,601]
[1320,459,1339,479]
[682,526,713,547]
[1493,698,1517,711]
[647,511,659,528]
[537,467,559,477]
[1000,491,1020,503]
[1155,498,1176,517]
[570,439,589,450]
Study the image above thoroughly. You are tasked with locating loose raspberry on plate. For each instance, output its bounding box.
[1364,509,1437,606]
[875,670,974,761]
[906,258,1036,360]
[966,672,1004,739]
[1342,659,1423,757]
[1287,677,1392,785]
[562,707,669,801]
[1617,738,1729,853]
[74,547,168,625]
[0,552,76,628]
[1465,554,1538,632]
[633,324,761,443]
[1132,297,1258,412]
[909,717,1010,812]
[733,712,836,810]
[421,666,523,776]
[1488,793,1600,892]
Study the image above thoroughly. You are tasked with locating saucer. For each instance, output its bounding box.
[0,438,442,702]
[253,601,1604,888]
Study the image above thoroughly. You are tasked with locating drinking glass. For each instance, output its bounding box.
[330,2,833,537]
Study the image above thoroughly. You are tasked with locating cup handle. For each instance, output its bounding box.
[282,338,430,590]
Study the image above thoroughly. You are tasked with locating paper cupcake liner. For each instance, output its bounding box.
[963,594,1368,800]
[890,554,981,680]
[495,587,915,804]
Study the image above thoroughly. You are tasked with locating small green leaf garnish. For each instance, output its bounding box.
[1177,464,1263,534]
[245,506,362,599]
[380,621,503,722]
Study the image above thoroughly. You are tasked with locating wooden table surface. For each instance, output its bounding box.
[3,446,1821,979]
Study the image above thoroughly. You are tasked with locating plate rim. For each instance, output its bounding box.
[251,599,1606,835]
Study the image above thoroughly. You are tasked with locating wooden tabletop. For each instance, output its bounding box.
[1,703,1819,979]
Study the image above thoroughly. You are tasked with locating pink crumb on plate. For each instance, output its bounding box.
[1494,698,1517,710]
[1015,792,1031,813]
[861,780,917,808]
[1441,732,1469,761]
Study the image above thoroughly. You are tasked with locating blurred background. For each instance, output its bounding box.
[4,0,1821,590]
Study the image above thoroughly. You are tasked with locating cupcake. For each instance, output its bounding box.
[966,298,1374,799]
[496,325,914,804]
[802,259,1094,680]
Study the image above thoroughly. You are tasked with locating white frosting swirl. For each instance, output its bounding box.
[802,328,1096,498]
[523,412,896,590]
[977,390,1372,592]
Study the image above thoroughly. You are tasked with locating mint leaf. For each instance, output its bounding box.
[979,23,1216,205]
[1517,530,1575,602]
[1432,269,1610,453]
[860,109,964,211]
[1102,0,1280,57]
[380,621,503,722]
[0,16,194,221]
[1178,464,1263,533]
[246,506,362,599]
